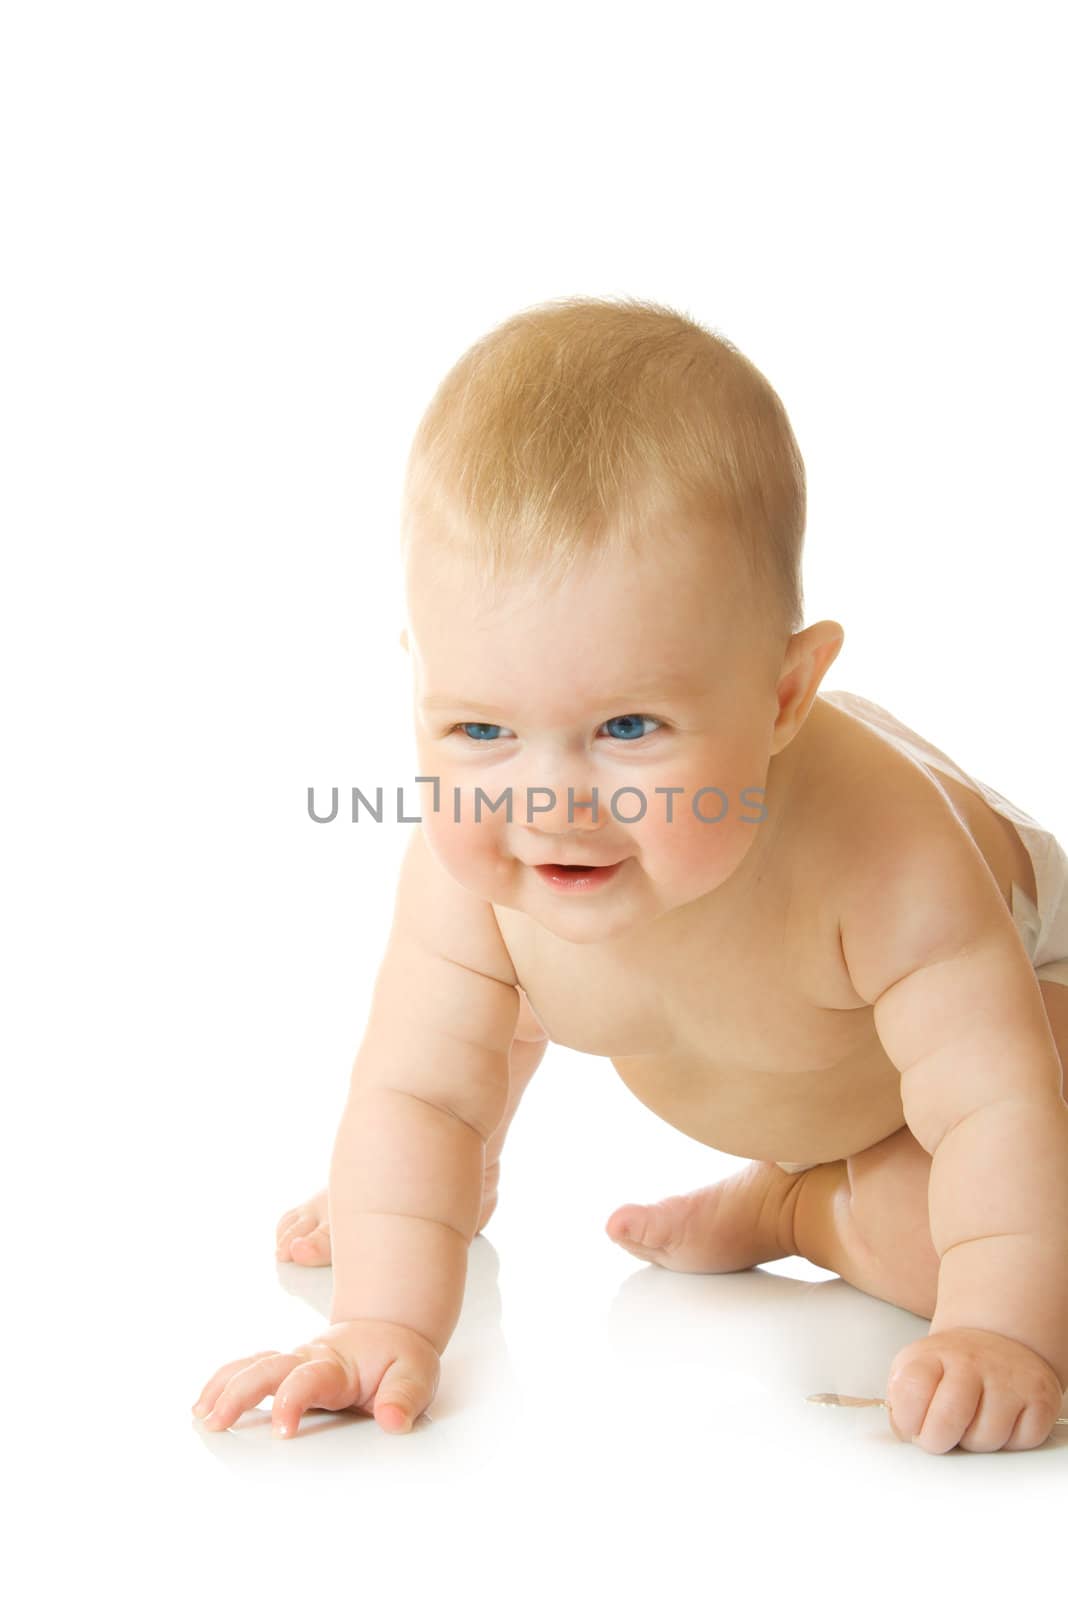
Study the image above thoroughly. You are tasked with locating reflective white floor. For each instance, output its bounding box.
[20,1039,1066,1598]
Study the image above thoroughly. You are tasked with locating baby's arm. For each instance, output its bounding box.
[839,817,1068,1390]
[193,824,519,1435]
[328,822,519,1349]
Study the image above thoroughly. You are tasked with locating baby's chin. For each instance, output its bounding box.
[503,864,694,944]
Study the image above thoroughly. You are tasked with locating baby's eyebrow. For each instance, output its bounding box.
[419,678,701,714]
[420,696,510,713]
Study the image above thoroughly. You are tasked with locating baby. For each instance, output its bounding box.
[193,296,1068,1454]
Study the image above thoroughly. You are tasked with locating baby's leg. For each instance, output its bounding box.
[605,1127,950,1301]
[275,1034,549,1263]
[792,977,1068,1314]
[790,1129,940,1316]
[609,978,1068,1297]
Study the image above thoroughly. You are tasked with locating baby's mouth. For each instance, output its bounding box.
[531,860,624,891]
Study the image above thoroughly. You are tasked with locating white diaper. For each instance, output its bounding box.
[774,690,1068,1177]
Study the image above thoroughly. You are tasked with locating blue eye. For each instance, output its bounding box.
[458,722,511,741]
[601,715,661,741]
[452,715,661,743]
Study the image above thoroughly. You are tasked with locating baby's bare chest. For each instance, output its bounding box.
[495,876,906,1166]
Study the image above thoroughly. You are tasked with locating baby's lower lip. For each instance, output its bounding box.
[532,861,623,892]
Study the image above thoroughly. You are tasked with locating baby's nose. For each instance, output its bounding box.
[521,787,604,834]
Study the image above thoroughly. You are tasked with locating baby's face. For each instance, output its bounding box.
[405,525,788,944]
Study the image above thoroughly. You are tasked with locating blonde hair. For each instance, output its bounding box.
[401,295,805,639]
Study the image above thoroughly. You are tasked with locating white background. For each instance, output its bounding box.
[4,2,1066,1594]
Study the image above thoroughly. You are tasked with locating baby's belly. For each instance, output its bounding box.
[610,1036,907,1167]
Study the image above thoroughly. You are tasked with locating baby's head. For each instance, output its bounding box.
[398,296,843,941]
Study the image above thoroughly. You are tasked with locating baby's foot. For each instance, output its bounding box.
[276,1189,331,1264]
[276,1167,502,1264]
[605,1160,804,1273]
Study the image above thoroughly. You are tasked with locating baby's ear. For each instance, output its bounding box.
[399,628,409,653]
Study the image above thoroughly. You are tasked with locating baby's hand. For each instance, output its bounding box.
[191,1319,440,1438]
[886,1327,1065,1453]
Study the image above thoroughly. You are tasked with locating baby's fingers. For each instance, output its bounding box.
[272,1355,363,1437]
[196,1352,304,1430]
[370,1352,440,1434]
[192,1350,283,1421]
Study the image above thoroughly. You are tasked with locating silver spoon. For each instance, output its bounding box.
[807,1392,1068,1424]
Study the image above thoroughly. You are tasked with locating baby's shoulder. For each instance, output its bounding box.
[799,696,1029,1010]
[790,693,968,888]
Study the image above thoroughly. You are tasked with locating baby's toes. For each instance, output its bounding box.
[605,1199,688,1266]
[286,1222,331,1265]
[276,1210,315,1258]
[276,1206,308,1243]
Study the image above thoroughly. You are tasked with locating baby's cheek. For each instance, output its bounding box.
[421,806,498,891]
[642,790,759,884]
